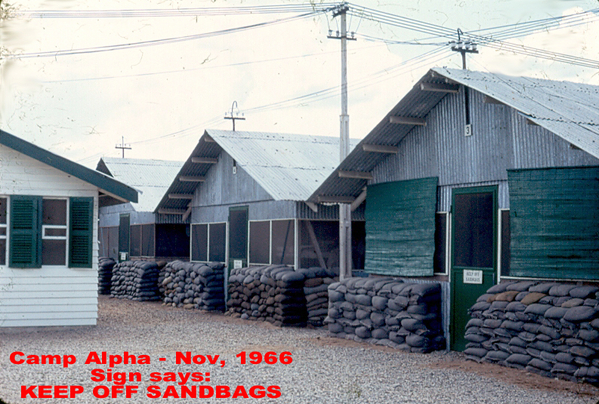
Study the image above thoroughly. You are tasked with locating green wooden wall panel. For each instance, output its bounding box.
[364,177,438,277]
[508,166,599,280]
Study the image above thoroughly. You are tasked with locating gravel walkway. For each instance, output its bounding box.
[1,296,597,404]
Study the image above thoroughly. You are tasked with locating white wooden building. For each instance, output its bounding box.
[0,130,137,328]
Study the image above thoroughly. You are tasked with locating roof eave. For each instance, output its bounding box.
[0,130,138,203]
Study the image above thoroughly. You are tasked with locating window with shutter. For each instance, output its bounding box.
[364,177,438,277]
[69,197,93,268]
[9,196,42,268]
[508,167,599,279]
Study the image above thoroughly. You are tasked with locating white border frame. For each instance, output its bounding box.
[41,197,68,267]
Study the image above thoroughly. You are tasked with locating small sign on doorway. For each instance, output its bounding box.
[463,269,483,284]
[233,260,243,269]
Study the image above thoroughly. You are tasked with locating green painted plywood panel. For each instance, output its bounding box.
[365,177,438,277]
[508,166,599,280]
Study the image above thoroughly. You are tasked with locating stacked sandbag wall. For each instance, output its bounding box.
[158,261,226,311]
[297,267,337,326]
[465,281,599,384]
[98,257,116,295]
[110,260,161,301]
[226,265,336,327]
[325,278,445,352]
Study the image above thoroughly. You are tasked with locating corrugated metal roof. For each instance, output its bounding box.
[97,157,183,212]
[435,68,599,157]
[155,130,358,214]
[309,67,599,201]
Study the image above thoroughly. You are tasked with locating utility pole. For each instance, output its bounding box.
[328,3,355,280]
[115,136,131,158]
[450,29,478,70]
[224,101,245,131]
[450,29,478,137]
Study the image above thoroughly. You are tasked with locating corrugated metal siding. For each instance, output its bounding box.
[192,200,296,223]
[511,111,599,169]
[437,181,509,211]
[310,68,599,202]
[208,130,358,201]
[99,205,155,227]
[371,89,599,206]
[436,68,599,159]
[155,213,188,224]
[508,166,599,280]
[194,153,273,208]
[155,137,223,212]
[372,89,514,186]
[310,79,450,200]
[296,201,365,221]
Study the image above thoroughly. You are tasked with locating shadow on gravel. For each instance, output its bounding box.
[426,354,599,400]
[310,334,599,401]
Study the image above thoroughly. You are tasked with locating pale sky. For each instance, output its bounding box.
[1,0,598,167]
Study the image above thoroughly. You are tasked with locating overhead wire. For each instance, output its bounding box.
[3,11,322,59]
[79,45,449,158]
[21,2,599,164]
[345,3,599,69]
[41,42,389,83]
[17,4,339,18]
[468,8,599,40]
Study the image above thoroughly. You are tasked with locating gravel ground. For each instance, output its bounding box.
[1,296,598,404]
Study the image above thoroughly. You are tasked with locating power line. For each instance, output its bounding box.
[345,3,599,69]
[469,8,599,40]
[76,45,450,162]
[3,11,321,59]
[17,3,340,18]
[40,43,388,83]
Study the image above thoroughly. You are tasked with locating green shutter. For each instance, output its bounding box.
[364,177,438,277]
[508,166,599,280]
[69,197,94,268]
[9,196,42,268]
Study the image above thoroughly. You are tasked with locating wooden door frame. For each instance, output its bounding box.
[450,185,498,350]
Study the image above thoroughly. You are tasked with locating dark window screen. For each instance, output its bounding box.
[434,213,447,273]
[501,210,510,276]
[191,224,208,261]
[119,215,130,254]
[229,208,248,259]
[42,199,67,225]
[250,221,270,264]
[42,239,66,265]
[209,223,226,262]
[0,239,5,265]
[142,224,155,256]
[272,220,294,265]
[454,192,494,268]
[130,225,141,256]
[0,198,6,224]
